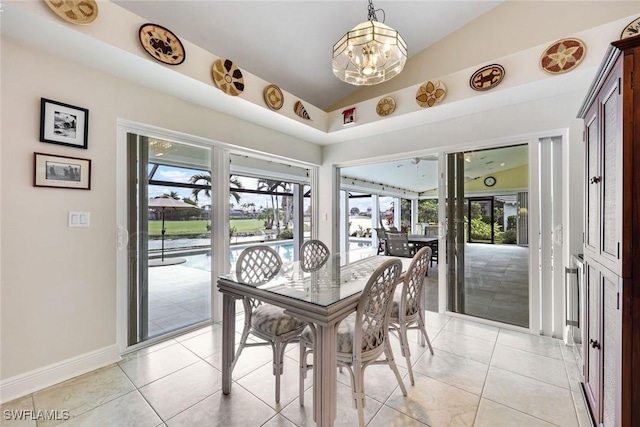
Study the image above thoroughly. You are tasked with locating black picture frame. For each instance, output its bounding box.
[40,98,89,149]
[34,152,91,190]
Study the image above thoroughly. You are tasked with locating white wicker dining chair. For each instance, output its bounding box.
[234,245,306,403]
[299,258,407,426]
[388,246,434,386]
[300,239,330,272]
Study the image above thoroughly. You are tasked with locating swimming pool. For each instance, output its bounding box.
[182,240,371,271]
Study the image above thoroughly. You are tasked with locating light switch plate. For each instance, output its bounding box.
[69,211,90,227]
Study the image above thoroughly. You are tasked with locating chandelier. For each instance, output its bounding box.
[332,0,407,86]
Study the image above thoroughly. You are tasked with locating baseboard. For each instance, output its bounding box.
[0,344,121,404]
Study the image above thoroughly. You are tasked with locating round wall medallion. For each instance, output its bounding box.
[470,64,505,91]
[139,24,185,65]
[376,97,396,116]
[540,38,586,74]
[44,0,98,25]
[294,101,311,120]
[416,80,446,108]
[264,84,284,110]
[212,59,245,96]
[621,16,640,40]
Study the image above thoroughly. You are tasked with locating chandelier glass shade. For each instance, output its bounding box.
[332,18,407,85]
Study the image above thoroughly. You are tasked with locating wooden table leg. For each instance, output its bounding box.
[313,323,337,427]
[222,293,236,394]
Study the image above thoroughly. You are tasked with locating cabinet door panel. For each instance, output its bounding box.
[600,77,622,272]
[601,270,621,427]
[585,109,599,253]
[584,261,600,420]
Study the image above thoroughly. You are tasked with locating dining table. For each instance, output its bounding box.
[217,250,412,427]
[407,234,438,251]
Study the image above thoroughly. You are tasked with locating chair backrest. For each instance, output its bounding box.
[354,258,402,354]
[374,227,387,240]
[399,246,432,318]
[235,245,283,285]
[300,239,330,272]
[386,232,412,257]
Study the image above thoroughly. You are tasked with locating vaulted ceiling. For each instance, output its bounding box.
[113,1,503,110]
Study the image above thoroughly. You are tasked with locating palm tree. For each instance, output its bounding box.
[257,179,281,232]
[190,174,243,204]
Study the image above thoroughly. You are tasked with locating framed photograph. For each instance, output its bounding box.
[34,152,91,190]
[40,98,89,149]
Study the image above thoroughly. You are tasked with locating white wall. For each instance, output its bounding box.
[0,38,320,390]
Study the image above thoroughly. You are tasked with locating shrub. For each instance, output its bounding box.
[507,215,517,231]
[278,228,293,239]
[470,218,492,240]
[502,229,517,244]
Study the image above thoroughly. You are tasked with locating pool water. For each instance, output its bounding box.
[182,241,294,271]
[182,240,371,272]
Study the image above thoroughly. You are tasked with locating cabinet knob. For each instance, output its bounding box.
[590,176,601,184]
[590,339,601,349]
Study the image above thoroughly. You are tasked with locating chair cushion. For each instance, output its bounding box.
[251,304,306,336]
[390,295,418,319]
[301,313,357,353]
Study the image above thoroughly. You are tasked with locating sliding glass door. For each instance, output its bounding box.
[446,144,530,327]
[127,134,212,345]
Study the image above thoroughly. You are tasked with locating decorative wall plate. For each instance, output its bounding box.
[540,38,586,74]
[294,101,311,120]
[621,16,640,40]
[139,24,185,65]
[376,97,396,116]
[212,59,245,96]
[470,64,505,91]
[44,0,98,25]
[263,84,284,110]
[416,80,446,108]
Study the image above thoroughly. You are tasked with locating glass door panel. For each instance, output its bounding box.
[468,198,493,244]
[128,135,212,345]
[446,144,529,327]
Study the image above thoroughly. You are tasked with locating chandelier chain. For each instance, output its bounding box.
[366,0,385,23]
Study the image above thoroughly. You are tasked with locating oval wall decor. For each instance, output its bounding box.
[44,0,98,25]
[263,84,284,110]
[139,24,185,65]
[376,97,396,117]
[416,80,446,108]
[294,101,311,120]
[621,16,640,40]
[540,38,586,75]
[470,64,505,91]
[212,59,245,96]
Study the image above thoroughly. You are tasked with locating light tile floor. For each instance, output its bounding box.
[2,313,592,427]
[423,243,529,327]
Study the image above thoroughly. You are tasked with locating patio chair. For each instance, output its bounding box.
[300,239,330,272]
[374,227,387,255]
[385,232,415,258]
[299,258,407,426]
[234,245,306,403]
[388,246,434,386]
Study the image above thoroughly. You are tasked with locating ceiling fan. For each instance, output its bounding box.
[410,155,438,165]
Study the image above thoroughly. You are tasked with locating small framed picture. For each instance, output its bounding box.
[34,152,91,190]
[40,98,89,149]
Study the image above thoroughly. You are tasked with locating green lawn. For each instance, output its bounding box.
[149,218,266,237]
[230,218,265,232]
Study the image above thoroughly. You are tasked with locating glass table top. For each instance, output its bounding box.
[219,250,407,307]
